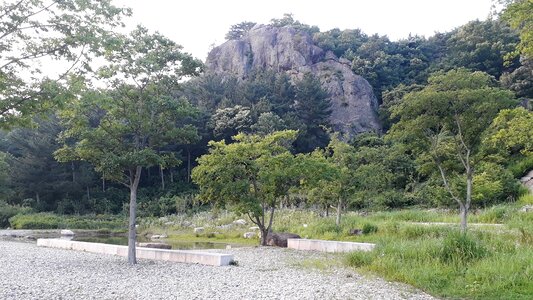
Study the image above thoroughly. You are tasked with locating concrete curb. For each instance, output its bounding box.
[37,238,233,266]
[287,238,375,252]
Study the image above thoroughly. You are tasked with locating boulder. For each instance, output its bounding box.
[266,232,301,248]
[349,229,363,236]
[233,219,247,225]
[243,232,257,239]
[193,227,204,234]
[138,242,172,250]
[60,229,75,236]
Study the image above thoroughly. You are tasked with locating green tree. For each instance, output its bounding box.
[192,130,298,245]
[0,0,129,127]
[485,107,533,156]
[225,22,256,40]
[388,69,516,232]
[251,112,286,136]
[56,27,202,264]
[310,136,356,225]
[293,73,332,152]
[501,0,533,58]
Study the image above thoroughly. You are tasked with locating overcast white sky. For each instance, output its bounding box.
[116,0,496,61]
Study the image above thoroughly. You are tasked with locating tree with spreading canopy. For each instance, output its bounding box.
[55,26,202,264]
[192,130,299,245]
[388,69,516,232]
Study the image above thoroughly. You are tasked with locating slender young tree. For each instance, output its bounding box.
[56,27,202,264]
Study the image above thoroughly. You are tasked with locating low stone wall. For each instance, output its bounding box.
[287,239,375,253]
[37,238,233,266]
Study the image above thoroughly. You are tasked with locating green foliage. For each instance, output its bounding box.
[293,73,332,152]
[389,69,517,228]
[9,213,125,230]
[439,232,488,265]
[0,202,31,228]
[225,22,257,40]
[346,250,376,268]
[0,0,130,127]
[485,107,533,156]
[502,0,533,58]
[518,193,533,205]
[192,130,299,243]
[362,223,378,235]
[439,20,519,78]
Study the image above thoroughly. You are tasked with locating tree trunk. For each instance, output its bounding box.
[462,170,473,233]
[335,199,342,226]
[86,186,90,202]
[460,203,468,233]
[187,148,191,183]
[71,162,76,182]
[170,168,174,183]
[325,205,329,217]
[102,177,105,192]
[160,165,165,190]
[127,166,142,265]
[260,227,269,246]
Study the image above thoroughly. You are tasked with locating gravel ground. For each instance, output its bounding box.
[0,240,436,300]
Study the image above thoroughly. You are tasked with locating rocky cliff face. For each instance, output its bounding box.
[206,24,381,136]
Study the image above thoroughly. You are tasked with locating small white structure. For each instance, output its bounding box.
[287,239,375,253]
[37,239,233,266]
[60,229,75,236]
[243,232,256,239]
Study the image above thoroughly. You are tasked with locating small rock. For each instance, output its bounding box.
[194,227,204,234]
[233,219,247,225]
[60,229,75,236]
[520,205,533,213]
[164,221,175,226]
[303,224,308,228]
[138,242,171,249]
[243,232,257,239]
[181,221,192,227]
[349,229,363,236]
[249,226,260,231]
[150,235,161,240]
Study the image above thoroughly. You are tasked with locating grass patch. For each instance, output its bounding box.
[137,205,532,299]
[9,213,126,230]
[345,227,532,299]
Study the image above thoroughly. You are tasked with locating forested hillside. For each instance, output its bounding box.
[0,1,531,224]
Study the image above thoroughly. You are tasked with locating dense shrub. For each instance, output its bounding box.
[0,202,32,228]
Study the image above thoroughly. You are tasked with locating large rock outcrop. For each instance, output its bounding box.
[206,24,381,136]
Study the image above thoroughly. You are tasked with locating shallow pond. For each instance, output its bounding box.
[73,235,242,250]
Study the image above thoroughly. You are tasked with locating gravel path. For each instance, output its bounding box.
[0,240,435,300]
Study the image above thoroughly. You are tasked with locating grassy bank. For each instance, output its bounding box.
[139,203,532,299]
[8,213,126,231]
